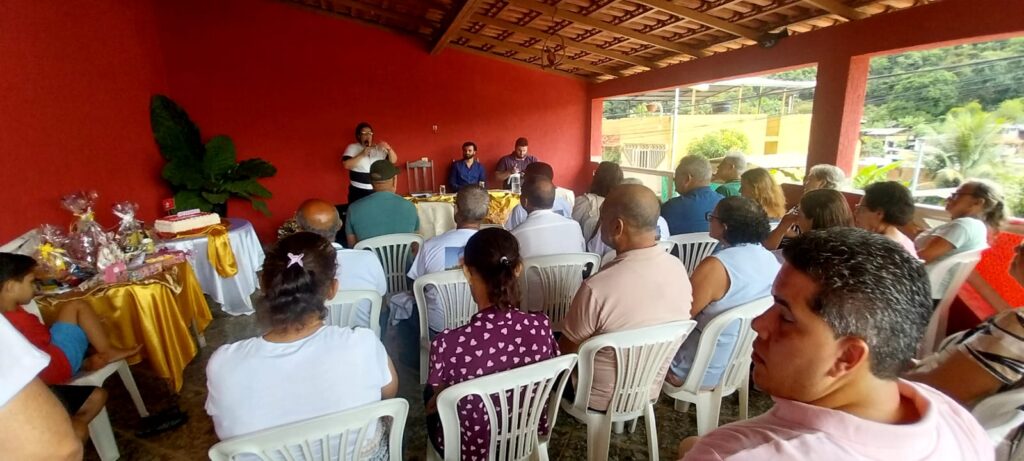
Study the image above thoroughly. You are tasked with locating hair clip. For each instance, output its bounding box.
[499,256,511,266]
[287,252,305,268]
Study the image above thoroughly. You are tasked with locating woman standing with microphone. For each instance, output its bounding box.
[342,122,399,203]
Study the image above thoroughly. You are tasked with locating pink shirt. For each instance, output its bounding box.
[892,230,918,256]
[682,380,993,461]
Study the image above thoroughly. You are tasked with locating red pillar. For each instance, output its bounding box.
[806,55,870,174]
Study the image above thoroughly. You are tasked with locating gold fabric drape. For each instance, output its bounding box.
[36,263,212,392]
[205,225,239,277]
[407,190,520,225]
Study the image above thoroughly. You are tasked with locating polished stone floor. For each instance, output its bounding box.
[88,299,773,460]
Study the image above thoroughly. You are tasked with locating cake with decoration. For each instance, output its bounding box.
[154,210,221,235]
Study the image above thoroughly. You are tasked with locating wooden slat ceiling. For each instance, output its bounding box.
[282,0,938,81]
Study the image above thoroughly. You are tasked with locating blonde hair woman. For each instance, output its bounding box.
[740,168,787,220]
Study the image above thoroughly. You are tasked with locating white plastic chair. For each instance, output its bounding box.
[209,398,409,461]
[429,354,578,461]
[667,232,719,277]
[520,253,601,331]
[414,270,478,384]
[325,289,383,339]
[561,321,697,461]
[918,247,986,357]
[90,407,119,461]
[355,233,424,296]
[661,296,774,435]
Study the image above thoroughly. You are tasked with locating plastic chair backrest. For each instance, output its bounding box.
[667,233,719,277]
[679,296,774,393]
[208,398,409,461]
[572,321,697,416]
[324,289,383,339]
[520,253,601,330]
[919,247,986,356]
[414,269,478,333]
[435,354,578,461]
[355,233,424,296]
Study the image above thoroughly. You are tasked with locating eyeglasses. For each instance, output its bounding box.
[358,131,374,136]
[705,211,720,222]
[948,191,978,200]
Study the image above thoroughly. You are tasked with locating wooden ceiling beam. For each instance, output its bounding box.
[456,31,625,77]
[507,0,708,58]
[431,0,483,55]
[470,13,658,70]
[449,42,594,82]
[800,0,869,20]
[633,0,761,40]
[284,0,425,38]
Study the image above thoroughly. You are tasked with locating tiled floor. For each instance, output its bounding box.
[89,300,773,460]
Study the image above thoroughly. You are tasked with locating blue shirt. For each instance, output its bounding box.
[448,159,486,191]
[660,186,723,236]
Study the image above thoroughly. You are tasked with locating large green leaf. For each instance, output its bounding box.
[201,191,230,204]
[234,158,277,179]
[173,190,212,212]
[251,199,271,216]
[203,136,238,179]
[224,178,272,198]
[150,95,203,163]
[162,160,205,190]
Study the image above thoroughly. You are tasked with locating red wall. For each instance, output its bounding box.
[152,0,590,239]
[0,0,169,242]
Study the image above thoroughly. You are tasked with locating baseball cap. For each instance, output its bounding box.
[369,160,400,181]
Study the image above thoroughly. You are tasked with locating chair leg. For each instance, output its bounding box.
[115,361,148,418]
[738,373,750,421]
[612,421,624,434]
[192,319,207,348]
[628,417,639,434]
[644,404,660,461]
[586,416,613,461]
[674,399,691,413]
[89,407,119,461]
[420,345,429,385]
[695,392,723,436]
[532,441,549,461]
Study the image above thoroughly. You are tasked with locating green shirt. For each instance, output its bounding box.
[715,180,742,197]
[345,191,420,241]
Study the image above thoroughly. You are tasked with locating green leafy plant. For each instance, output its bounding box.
[853,161,903,190]
[687,129,750,159]
[150,95,276,216]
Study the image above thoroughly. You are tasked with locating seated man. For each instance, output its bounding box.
[504,162,573,230]
[587,180,670,260]
[678,228,991,460]
[345,160,419,247]
[292,199,387,328]
[389,185,489,332]
[510,176,585,259]
[560,184,693,412]
[711,152,746,197]
[495,137,538,188]
[448,141,486,192]
[662,155,723,236]
[907,241,1024,460]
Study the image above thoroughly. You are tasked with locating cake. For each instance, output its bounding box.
[154,210,221,234]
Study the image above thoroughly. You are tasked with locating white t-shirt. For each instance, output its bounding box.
[390,228,478,332]
[504,197,573,230]
[511,210,586,259]
[342,143,388,190]
[206,326,391,442]
[915,217,988,260]
[333,245,388,328]
[0,315,49,407]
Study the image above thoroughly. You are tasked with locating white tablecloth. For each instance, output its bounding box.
[415,202,456,239]
[158,218,264,316]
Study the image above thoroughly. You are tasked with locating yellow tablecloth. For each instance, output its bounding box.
[36,262,212,392]
[407,190,520,225]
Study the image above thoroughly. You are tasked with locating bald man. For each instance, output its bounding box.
[292,199,387,328]
[509,176,585,259]
[559,184,693,412]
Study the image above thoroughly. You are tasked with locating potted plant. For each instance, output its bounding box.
[150,95,276,216]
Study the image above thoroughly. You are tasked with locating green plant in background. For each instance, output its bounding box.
[923,101,1004,178]
[852,162,903,189]
[687,129,750,159]
[602,145,622,164]
[150,95,276,216]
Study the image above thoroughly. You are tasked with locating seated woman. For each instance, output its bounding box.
[667,197,781,387]
[764,188,854,250]
[907,241,1024,460]
[425,228,558,460]
[762,164,847,250]
[739,168,786,222]
[854,181,918,255]
[573,161,623,241]
[915,180,1005,264]
[206,232,398,456]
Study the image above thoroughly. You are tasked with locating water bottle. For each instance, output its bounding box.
[509,173,522,194]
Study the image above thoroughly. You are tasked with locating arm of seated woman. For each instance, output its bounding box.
[905,350,1002,406]
[381,357,399,400]
[917,236,955,264]
[689,257,729,318]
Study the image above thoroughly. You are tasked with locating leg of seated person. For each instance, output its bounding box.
[69,387,107,440]
[56,300,141,369]
[678,436,700,459]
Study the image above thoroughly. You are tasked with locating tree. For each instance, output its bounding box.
[687,129,750,159]
[925,101,1005,178]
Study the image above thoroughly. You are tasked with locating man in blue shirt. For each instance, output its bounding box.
[448,141,487,191]
[661,155,723,236]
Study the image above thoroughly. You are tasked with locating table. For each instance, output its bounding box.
[36,262,211,392]
[158,218,264,316]
[407,190,520,238]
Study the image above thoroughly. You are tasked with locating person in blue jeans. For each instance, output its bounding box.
[661,155,723,236]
